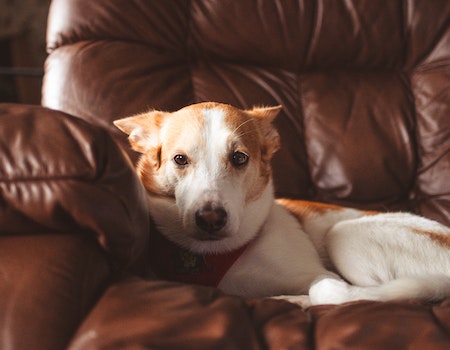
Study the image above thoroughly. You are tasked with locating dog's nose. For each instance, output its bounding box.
[195,203,227,233]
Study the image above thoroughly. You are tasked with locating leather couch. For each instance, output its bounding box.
[1,0,449,348]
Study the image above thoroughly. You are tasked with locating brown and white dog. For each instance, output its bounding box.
[114,102,450,307]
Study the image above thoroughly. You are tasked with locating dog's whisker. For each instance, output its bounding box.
[235,129,258,138]
[231,119,254,136]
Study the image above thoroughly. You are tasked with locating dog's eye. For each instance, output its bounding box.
[231,151,249,168]
[173,154,189,167]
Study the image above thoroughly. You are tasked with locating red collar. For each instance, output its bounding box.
[149,221,248,287]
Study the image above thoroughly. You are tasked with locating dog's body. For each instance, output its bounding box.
[115,102,450,307]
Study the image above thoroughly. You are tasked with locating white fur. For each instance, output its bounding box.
[219,202,340,297]
[115,103,450,308]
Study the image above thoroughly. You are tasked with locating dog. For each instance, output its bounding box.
[114,102,450,307]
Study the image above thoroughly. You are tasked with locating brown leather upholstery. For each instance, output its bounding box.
[0,104,149,271]
[0,0,448,349]
[0,104,149,349]
[43,0,450,225]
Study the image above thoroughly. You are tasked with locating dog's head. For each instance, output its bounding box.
[114,102,281,253]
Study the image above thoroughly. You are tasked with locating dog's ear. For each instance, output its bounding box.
[247,105,282,123]
[113,111,167,153]
[247,106,282,160]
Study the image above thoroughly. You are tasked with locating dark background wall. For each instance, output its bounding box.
[0,0,51,105]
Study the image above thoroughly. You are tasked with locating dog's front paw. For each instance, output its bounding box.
[271,295,312,309]
[309,278,352,305]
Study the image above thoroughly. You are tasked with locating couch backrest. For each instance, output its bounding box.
[43,0,450,225]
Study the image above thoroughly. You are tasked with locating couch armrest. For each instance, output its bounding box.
[0,104,149,272]
[0,234,110,350]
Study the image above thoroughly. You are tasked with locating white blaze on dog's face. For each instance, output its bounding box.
[114,102,281,253]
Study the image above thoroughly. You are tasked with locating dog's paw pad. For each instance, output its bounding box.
[309,278,351,305]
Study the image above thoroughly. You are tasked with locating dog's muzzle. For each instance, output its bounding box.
[195,202,228,238]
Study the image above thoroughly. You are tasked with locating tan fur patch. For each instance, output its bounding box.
[158,108,204,159]
[277,199,345,223]
[137,152,164,195]
[203,103,281,204]
[363,210,379,216]
[410,228,450,249]
[223,106,267,203]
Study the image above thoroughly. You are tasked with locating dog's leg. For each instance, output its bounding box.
[220,204,342,304]
[273,274,357,308]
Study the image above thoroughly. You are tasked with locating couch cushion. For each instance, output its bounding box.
[68,278,450,350]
